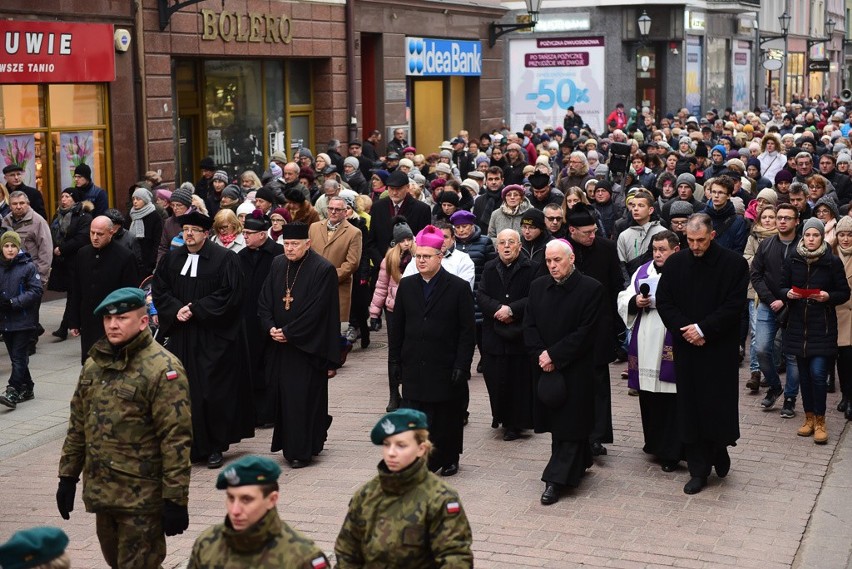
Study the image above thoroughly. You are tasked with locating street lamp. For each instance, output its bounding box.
[779,11,791,35]
[625,10,652,61]
[488,0,543,48]
[780,11,790,106]
[826,19,836,38]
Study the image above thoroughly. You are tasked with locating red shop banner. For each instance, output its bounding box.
[0,20,115,84]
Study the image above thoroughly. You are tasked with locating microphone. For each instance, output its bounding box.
[639,283,651,313]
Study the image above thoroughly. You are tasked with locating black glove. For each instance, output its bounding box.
[162,499,189,536]
[56,476,78,520]
[370,317,382,332]
[0,298,12,311]
[388,360,401,384]
[451,368,471,386]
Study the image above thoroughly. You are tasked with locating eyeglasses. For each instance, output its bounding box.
[545,216,563,222]
[183,227,205,234]
[242,230,261,236]
[415,254,436,261]
[270,217,286,223]
[775,215,796,221]
[497,239,519,245]
[327,207,346,213]
[670,219,687,226]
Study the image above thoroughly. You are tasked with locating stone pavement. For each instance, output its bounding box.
[0,298,850,568]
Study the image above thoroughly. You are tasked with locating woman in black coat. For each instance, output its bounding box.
[781,218,851,444]
[126,187,163,276]
[48,187,92,339]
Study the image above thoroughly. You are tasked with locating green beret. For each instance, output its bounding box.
[216,455,281,489]
[93,287,147,316]
[0,526,68,569]
[370,409,429,445]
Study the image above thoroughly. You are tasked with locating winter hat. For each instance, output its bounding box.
[74,163,92,181]
[528,172,551,189]
[460,178,480,195]
[270,207,291,222]
[212,170,229,184]
[837,153,852,165]
[746,158,762,173]
[566,203,596,227]
[222,185,243,202]
[430,179,447,192]
[61,187,82,203]
[669,200,694,220]
[299,167,315,184]
[243,209,271,231]
[725,158,745,173]
[171,185,194,207]
[711,145,727,160]
[155,188,173,203]
[199,156,216,170]
[774,170,794,183]
[298,147,314,160]
[756,188,778,205]
[316,152,331,166]
[439,150,453,160]
[435,163,453,175]
[475,154,490,167]
[236,201,256,217]
[392,218,414,244]
[344,156,360,170]
[835,215,852,233]
[450,210,477,226]
[284,188,306,204]
[0,526,69,569]
[814,196,840,220]
[501,184,525,200]
[675,173,696,193]
[373,170,390,184]
[402,146,417,155]
[0,230,21,249]
[695,143,708,158]
[269,162,283,179]
[437,191,460,207]
[132,187,152,205]
[803,217,825,237]
[595,164,609,177]
[520,208,546,231]
[398,158,414,170]
[731,196,745,215]
[255,186,277,204]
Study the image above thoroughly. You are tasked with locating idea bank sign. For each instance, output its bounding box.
[0,20,115,84]
[405,36,482,77]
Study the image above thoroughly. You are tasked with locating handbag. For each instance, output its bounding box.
[776,305,789,329]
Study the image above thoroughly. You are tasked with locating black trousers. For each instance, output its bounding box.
[542,437,593,488]
[836,346,852,398]
[590,365,613,444]
[685,439,728,478]
[402,392,467,471]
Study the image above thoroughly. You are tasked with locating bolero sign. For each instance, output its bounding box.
[0,21,115,84]
[405,37,482,77]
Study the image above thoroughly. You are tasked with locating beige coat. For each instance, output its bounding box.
[836,249,852,347]
[309,219,362,321]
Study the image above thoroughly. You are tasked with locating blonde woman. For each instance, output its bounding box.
[209,209,245,253]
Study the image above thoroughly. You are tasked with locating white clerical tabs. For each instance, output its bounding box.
[405,37,482,77]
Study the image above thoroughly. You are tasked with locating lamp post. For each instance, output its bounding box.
[779,11,790,105]
[488,0,543,48]
[625,10,652,61]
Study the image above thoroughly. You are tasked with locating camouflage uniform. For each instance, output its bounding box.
[334,457,473,568]
[58,328,192,569]
[188,509,330,569]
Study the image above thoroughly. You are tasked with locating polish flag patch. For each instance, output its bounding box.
[311,557,328,568]
[165,370,179,381]
[446,501,460,514]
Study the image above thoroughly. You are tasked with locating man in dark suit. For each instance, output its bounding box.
[389,225,475,477]
[369,169,432,257]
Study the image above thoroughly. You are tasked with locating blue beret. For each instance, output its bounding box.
[370,409,429,445]
[449,210,477,226]
[0,527,68,569]
[93,287,147,316]
[216,455,281,489]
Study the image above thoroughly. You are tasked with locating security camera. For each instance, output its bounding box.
[114,29,131,53]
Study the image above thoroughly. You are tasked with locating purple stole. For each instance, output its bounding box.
[627,261,676,390]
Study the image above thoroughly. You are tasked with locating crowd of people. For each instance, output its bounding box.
[3,96,852,565]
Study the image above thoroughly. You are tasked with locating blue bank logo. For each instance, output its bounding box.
[405,36,482,77]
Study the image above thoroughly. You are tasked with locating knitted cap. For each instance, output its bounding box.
[802,217,825,237]
[836,215,852,233]
[0,230,21,249]
[170,185,194,207]
[756,188,778,205]
[669,200,694,220]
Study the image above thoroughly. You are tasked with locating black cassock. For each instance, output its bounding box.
[258,250,340,462]
[153,240,254,460]
[238,237,282,426]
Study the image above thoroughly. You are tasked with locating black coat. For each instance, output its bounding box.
[656,242,748,445]
[478,256,534,355]
[390,268,476,403]
[125,210,163,276]
[503,161,526,186]
[48,201,93,292]
[472,190,502,234]
[455,226,496,324]
[67,241,140,364]
[523,270,601,440]
[780,249,850,357]
[370,195,432,257]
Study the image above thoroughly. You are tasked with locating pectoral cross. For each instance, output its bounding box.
[283,288,293,310]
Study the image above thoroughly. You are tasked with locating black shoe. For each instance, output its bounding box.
[591,442,607,456]
[386,390,401,412]
[503,429,520,441]
[360,336,370,350]
[289,459,311,469]
[463,411,469,426]
[661,461,679,472]
[17,389,33,403]
[827,372,836,393]
[491,419,500,429]
[476,361,483,373]
[540,483,559,505]
[846,404,852,422]
[0,386,20,409]
[838,397,849,413]
[683,476,707,495]
[714,448,731,478]
[780,396,796,419]
[27,345,36,356]
[52,329,67,341]
[746,371,761,392]
[760,386,783,409]
[207,452,224,469]
[441,463,459,477]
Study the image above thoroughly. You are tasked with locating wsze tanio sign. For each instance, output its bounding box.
[0,21,115,84]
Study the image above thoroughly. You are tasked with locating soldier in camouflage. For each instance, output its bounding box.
[56,287,192,569]
[188,455,330,568]
[334,409,473,568]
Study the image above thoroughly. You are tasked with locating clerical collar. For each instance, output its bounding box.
[444,245,455,258]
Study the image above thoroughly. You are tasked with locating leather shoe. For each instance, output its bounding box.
[540,483,559,505]
[441,463,459,477]
[714,448,731,478]
[661,461,678,472]
[591,442,607,456]
[502,429,520,441]
[289,459,311,469]
[207,452,224,469]
[838,397,849,413]
[683,476,707,495]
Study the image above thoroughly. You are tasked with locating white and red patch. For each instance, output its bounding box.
[311,557,328,568]
[446,501,460,514]
[165,370,179,381]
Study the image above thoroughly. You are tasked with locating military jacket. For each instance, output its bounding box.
[335,457,473,568]
[58,328,192,513]
[189,509,329,569]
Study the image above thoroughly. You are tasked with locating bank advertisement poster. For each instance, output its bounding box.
[0,134,36,186]
[508,37,605,134]
[732,43,751,112]
[685,37,702,116]
[59,131,93,189]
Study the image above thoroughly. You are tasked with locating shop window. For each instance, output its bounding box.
[289,114,311,153]
[48,84,105,127]
[264,61,286,159]
[705,38,729,113]
[0,85,44,130]
[51,129,108,193]
[786,53,805,102]
[287,60,312,106]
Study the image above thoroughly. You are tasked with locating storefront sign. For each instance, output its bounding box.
[201,10,292,44]
[685,11,705,31]
[731,44,751,111]
[808,60,830,72]
[534,14,591,33]
[685,37,702,116]
[0,21,114,84]
[508,37,605,133]
[405,37,481,76]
